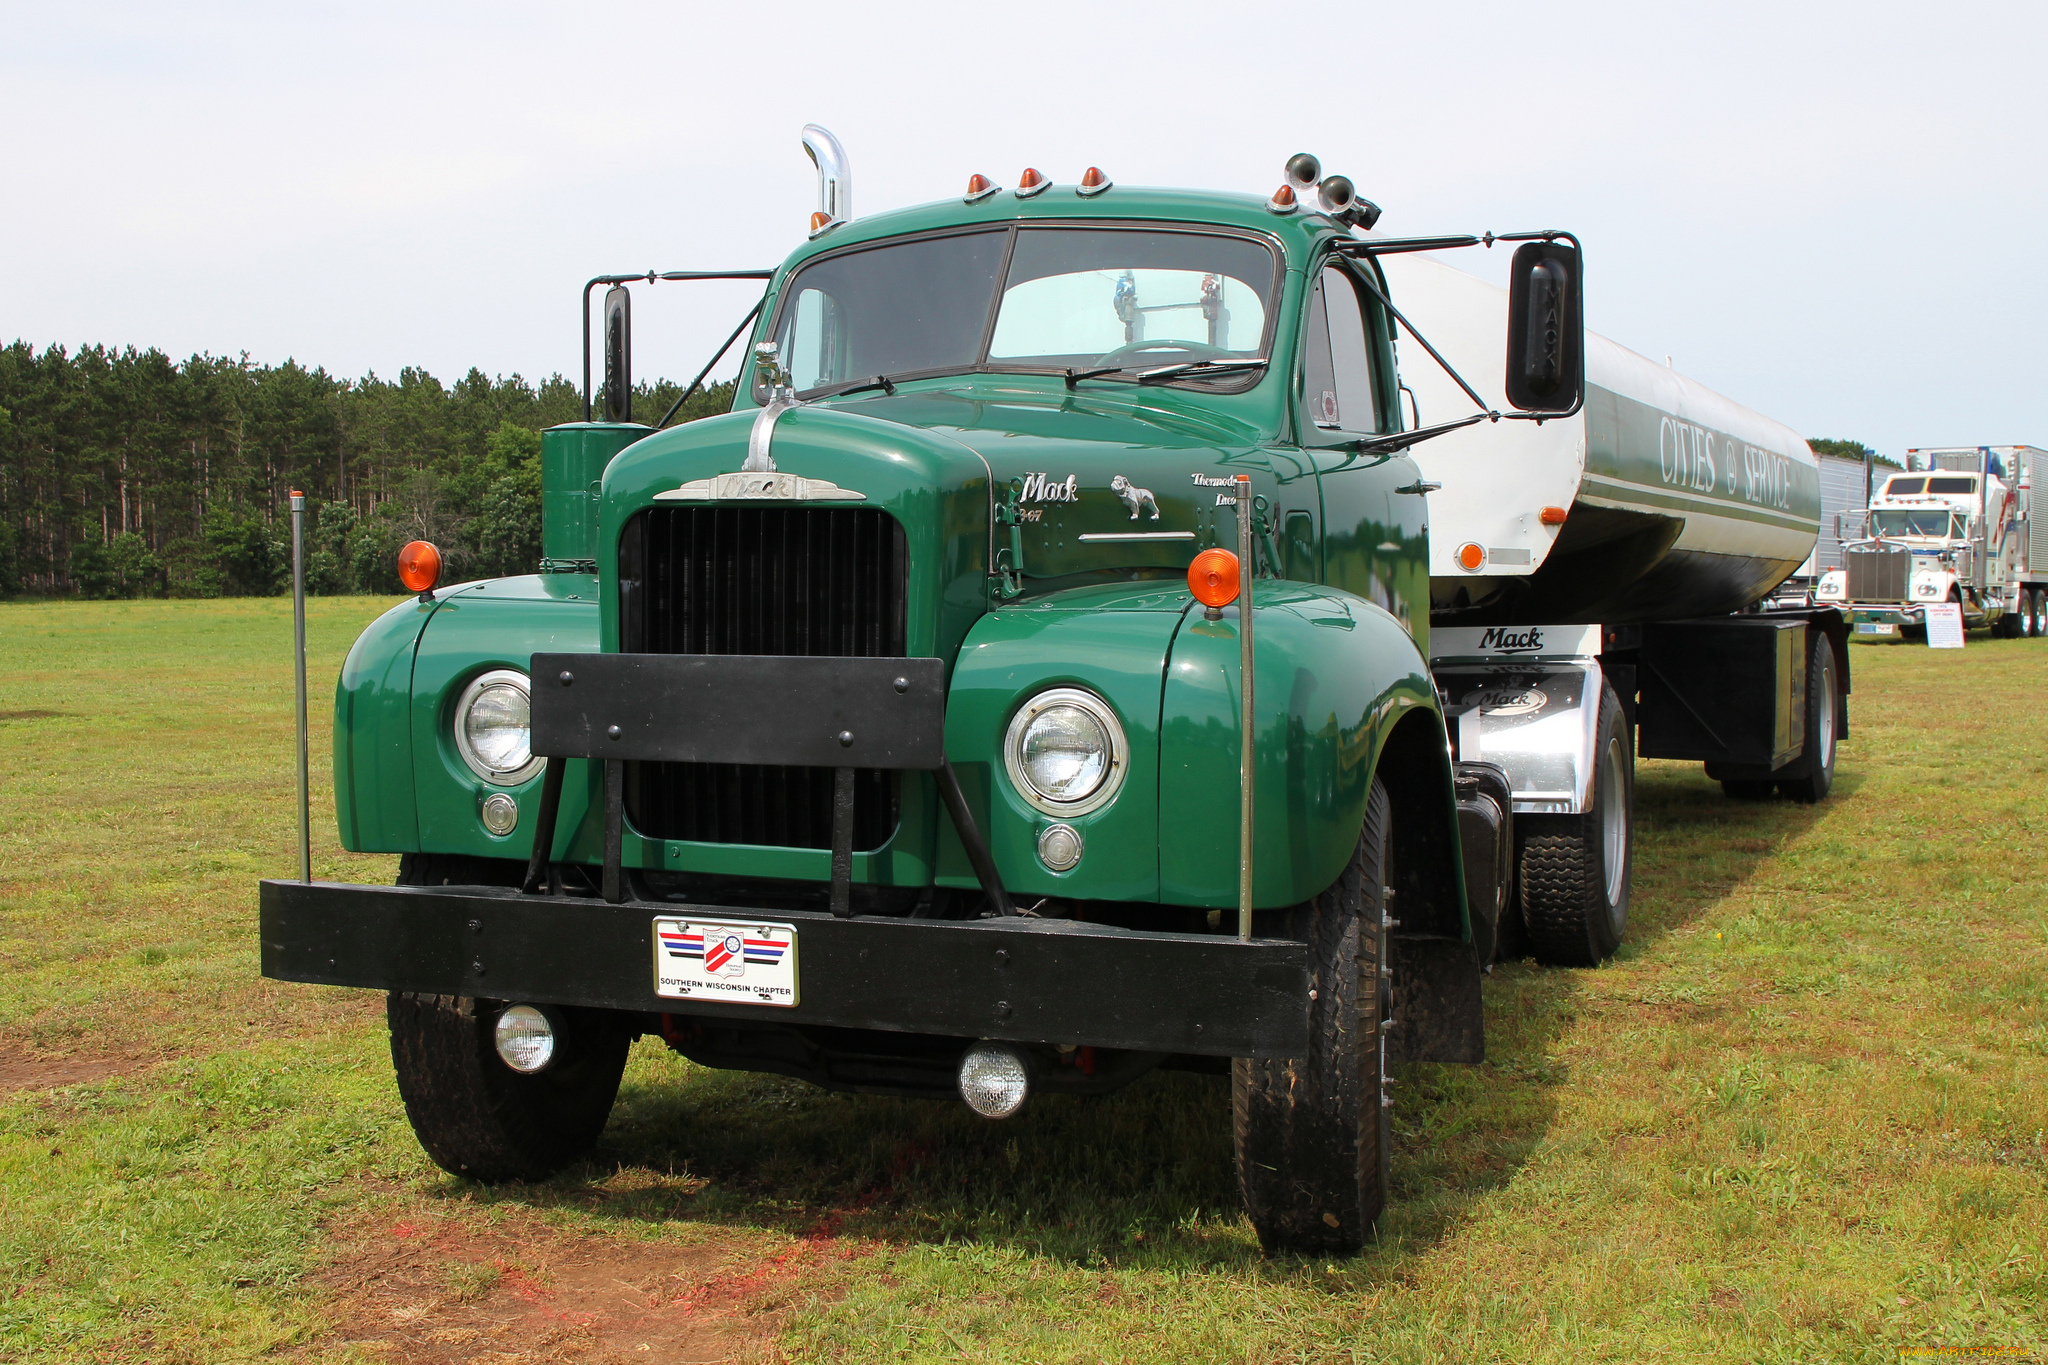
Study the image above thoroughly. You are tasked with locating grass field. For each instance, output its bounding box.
[1,598,2044,1363]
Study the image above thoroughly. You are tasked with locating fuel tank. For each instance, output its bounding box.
[1381,253,1820,626]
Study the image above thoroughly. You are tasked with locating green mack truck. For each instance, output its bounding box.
[261,128,1846,1255]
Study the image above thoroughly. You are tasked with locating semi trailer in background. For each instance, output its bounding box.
[262,132,1846,1255]
[1819,444,2048,638]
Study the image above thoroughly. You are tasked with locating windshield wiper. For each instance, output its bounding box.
[1066,358,1269,388]
[815,373,899,398]
[1133,358,1269,385]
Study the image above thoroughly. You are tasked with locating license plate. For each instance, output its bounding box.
[1857,623,1896,635]
[652,917,799,1006]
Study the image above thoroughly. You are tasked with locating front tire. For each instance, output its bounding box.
[387,994,631,1182]
[386,858,630,1182]
[1234,780,1392,1256]
[1518,682,1631,966]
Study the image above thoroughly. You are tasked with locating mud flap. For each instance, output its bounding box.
[1386,935,1484,1066]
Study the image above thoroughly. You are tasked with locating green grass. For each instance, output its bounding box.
[1,601,2044,1362]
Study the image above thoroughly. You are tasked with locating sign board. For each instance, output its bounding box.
[1925,603,1966,649]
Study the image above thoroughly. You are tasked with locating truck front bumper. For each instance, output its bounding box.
[259,879,1311,1059]
[1847,605,1921,631]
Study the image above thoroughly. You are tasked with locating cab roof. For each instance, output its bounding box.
[772,184,1344,279]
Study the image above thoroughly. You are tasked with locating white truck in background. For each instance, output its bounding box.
[1818,444,2048,638]
[1771,453,1880,607]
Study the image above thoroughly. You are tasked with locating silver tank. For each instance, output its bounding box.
[1382,252,1819,625]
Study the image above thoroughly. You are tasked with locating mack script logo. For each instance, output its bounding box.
[1477,627,1545,653]
[1020,472,1079,503]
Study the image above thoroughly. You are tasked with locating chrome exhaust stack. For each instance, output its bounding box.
[802,124,850,237]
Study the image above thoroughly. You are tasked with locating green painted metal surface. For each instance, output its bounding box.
[334,595,434,852]
[401,574,601,860]
[1159,582,1441,907]
[938,582,1183,901]
[542,423,647,567]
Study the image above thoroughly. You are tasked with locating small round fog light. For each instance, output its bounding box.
[480,792,519,836]
[494,1004,556,1073]
[1037,822,1083,872]
[958,1041,1030,1119]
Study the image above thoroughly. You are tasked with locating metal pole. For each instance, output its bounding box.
[1236,474,1255,941]
[290,491,311,884]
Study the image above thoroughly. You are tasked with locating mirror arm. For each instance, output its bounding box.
[1337,412,1496,460]
[581,269,776,423]
[655,297,767,430]
[1350,269,1496,418]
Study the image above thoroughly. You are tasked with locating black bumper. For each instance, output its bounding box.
[258,880,1311,1059]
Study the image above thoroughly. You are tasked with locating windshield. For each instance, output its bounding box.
[1870,508,1961,538]
[765,226,1278,397]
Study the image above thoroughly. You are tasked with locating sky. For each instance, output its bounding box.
[3,0,2042,458]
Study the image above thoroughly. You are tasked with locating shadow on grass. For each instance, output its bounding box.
[443,762,1861,1275]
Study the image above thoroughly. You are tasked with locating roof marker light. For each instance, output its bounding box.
[965,173,999,204]
[1015,167,1049,198]
[1266,184,1298,215]
[1076,166,1111,197]
[808,210,836,237]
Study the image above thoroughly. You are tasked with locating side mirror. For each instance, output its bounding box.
[1504,241,1583,413]
[602,285,632,422]
[1834,513,1843,538]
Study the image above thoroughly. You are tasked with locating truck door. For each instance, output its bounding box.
[1299,259,1427,636]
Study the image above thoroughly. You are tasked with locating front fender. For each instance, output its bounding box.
[1160,582,1448,909]
[404,575,601,862]
[1910,569,1957,604]
[940,581,1185,902]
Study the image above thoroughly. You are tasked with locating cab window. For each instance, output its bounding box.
[1301,265,1379,433]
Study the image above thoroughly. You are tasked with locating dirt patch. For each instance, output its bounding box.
[0,1048,154,1095]
[0,709,65,722]
[313,1209,854,1364]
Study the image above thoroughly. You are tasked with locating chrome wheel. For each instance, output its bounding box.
[1601,735,1629,911]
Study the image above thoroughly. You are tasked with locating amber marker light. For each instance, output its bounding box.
[1188,548,1241,618]
[809,210,834,236]
[1015,167,1049,198]
[1456,542,1486,572]
[1266,184,1298,214]
[965,173,998,203]
[398,540,443,599]
[1076,166,1111,197]
[1540,506,1569,525]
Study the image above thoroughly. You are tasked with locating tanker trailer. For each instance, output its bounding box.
[1380,251,1848,961]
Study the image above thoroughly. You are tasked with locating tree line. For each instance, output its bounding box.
[0,341,730,599]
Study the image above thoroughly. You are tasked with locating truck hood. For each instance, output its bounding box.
[602,381,1316,599]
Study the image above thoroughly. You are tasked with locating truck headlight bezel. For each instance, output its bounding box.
[453,668,544,786]
[1003,687,1128,818]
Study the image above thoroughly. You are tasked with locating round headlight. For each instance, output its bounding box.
[453,669,544,786]
[1003,687,1127,817]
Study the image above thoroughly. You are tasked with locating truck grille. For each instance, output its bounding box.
[1845,542,1910,602]
[617,506,908,850]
